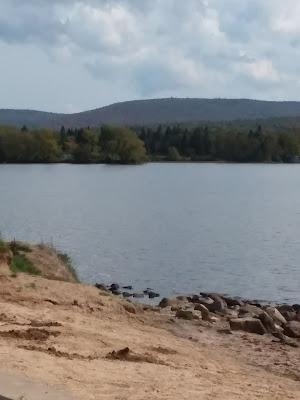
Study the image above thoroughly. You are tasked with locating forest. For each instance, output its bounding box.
[0,123,300,164]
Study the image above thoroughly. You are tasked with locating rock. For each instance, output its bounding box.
[159,297,186,308]
[272,331,299,347]
[110,283,120,291]
[283,321,300,338]
[239,304,263,317]
[258,312,278,333]
[122,292,133,298]
[293,304,300,312]
[122,285,133,290]
[148,291,160,299]
[230,318,267,335]
[193,296,214,306]
[194,304,212,322]
[205,294,227,313]
[295,313,300,322]
[277,304,295,313]
[175,310,195,320]
[281,311,296,322]
[265,307,287,325]
[222,296,244,307]
[95,283,108,291]
[143,288,154,294]
[133,293,144,298]
[246,300,262,308]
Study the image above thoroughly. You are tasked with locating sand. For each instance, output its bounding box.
[0,269,299,400]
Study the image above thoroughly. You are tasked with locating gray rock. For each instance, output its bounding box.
[222,296,244,307]
[148,291,160,299]
[133,293,144,298]
[293,304,300,312]
[110,283,120,291]
[265,307,287,325]
[258,312,278,333]
[239,304,264,317]
[122,292,133,298]
[95,283,108,291]
[281,310,296,322]
[123,285,133,290]
[159,297,187,308]
[283,321,300,338]
[277,304,295,313]
[194,304,212,321]
[230,317,267,335]
[205,294,227,313]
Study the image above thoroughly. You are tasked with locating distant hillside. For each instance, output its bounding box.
[3,98,300,129]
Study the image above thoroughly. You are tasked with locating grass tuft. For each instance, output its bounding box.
[10,254,40,276]
[57,252,80,282]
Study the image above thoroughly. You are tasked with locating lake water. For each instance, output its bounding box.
[0,163,300,304]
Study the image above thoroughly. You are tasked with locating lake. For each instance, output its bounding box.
[0,163,300,304]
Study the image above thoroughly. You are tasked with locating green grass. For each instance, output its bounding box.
[57,252,80,282]
[10,254,40,275]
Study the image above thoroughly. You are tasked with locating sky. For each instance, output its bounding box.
[1,0,300,112]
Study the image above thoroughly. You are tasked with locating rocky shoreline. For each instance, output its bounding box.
[157,292,300,345]
[95,282,300,346]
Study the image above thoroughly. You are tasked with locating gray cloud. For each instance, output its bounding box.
[0,0,299,111]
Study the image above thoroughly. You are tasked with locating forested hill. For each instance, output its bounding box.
[3,98,300,129]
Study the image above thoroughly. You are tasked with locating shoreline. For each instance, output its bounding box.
[0,245,300,399]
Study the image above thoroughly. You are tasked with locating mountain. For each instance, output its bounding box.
[3,98,300,129]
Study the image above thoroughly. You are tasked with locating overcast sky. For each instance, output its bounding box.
[0,0,300,112]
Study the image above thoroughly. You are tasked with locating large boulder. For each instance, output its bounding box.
[293,304,300,312]
[277,304,295,313]
[265,307,287,326]
[205,294,227,313]
[283,321,300,338]
[258,312,278,333]
[194,304,212,321]
[281,310,296,322]
[190,295,214,306]
[230,318,267,335]
[222,296,244,307]
[239,304,263,318]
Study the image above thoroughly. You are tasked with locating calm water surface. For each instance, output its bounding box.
[0,163,299,303]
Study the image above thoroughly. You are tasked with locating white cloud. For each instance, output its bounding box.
[0,0,299,111]
[239,59,280,83]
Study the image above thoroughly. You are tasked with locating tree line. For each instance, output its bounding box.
[0,125,147,164]
[139,124,300,162]
[0,123,300,163]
